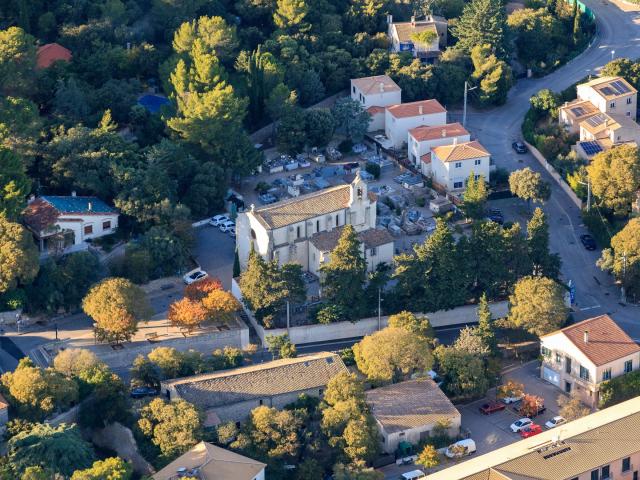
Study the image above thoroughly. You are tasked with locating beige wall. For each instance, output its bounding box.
[381,414,461,454]
[385,110,448,149]
[431,154,491,192]
[408,132,471,168]
[350,81,401,110]
[569,453,640,480]
[577,84,636,119]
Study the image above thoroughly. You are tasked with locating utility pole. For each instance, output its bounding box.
[378,287,382,331]
[286,300,290,335]
[621,251,628,304]
[577,179,591,211]
[463,81,477,128]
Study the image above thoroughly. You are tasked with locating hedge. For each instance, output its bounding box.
[599,370,640,408]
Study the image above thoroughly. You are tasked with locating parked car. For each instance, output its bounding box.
[130,386,158,399]
[580,234,597,250]
[228,226,236,237]
[545,416,567,429]
[183,268,208,285]
[479,401,506,415]
[512,141,528,154]
[219,220,235,232]
[520,423,543,438]
[445,439,476,459]
[401,470,426,480]
[510,417,533,433]
[486,208,504,225]
[209,214,229,226]
[501,394,523,404]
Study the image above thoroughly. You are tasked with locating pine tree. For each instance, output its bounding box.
[476,293,498,356]
[572,0,581,46]
[527,208,561,278]
[273,0,309,31]
[461,172,488,220]
[320,225,367,319]
[451,0,507,56]
[233,248,241,278]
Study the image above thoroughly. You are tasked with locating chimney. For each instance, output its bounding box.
[584,331,589,344]
[418,105,423,115]
[71,190,76,197]
[441,129,446,138]
[28,194,35,204]
[250,203,255,212]
[379,82,384,93]
[411,15,415,26]
[87,201,92,212]
[453,137,458,145]
[387,14,393,25]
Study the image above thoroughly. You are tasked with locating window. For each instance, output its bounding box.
[610,102,616,108]
[628,111,632,116]
[565,357,572,374]
[627,97,632,104]
[335,214,339,226]
[352,86,356,93]
[602,465,610,479]
[625,360,633,373]
[370,247,377,256]
[623,457,631,472]
[259,399,263,405]
[296,226,301,238]
[84,224,93,235]
[453,181,463,189]
[316,220,320,232]
[474,159,482,166]
[591,469,599,480]
[102,220,111,230]
[454,162,462,168]
[602,368,612,381]
[579,365,590,381]
[556,352,562,364]
[319,389,323,395]
[541,346,551,358]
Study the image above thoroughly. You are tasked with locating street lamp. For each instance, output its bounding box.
[463,81,478,128]
[575,179,591,211]
[611,50,615,61]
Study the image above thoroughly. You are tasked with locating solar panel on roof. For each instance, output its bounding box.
[586,114,605,127]
[600,86,616,96]
[570,106,586,117]
[611,79,631,94]
[580,141,603,156]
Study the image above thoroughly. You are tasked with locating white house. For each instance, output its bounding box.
[575,76,637,119]
[351,75,402,132]
[23,194,119,255]
[236,174,393,273]
[431,140,490,192]
[385,99,447,149]
[407,122,470,173]
[540,315,640,408]
[153,442,266,480]
[387,14,448,61]
[366,377,461,454]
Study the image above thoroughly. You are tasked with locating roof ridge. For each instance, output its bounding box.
[254,184,349,213]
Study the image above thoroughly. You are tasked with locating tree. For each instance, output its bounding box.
[265,334,297,359]
[331,98,371,143]
[0,147,30,221]
[140,226,191,278]
[1,358,78,420]
[476,293,498,355]
[342,414,380,463]
[276,106,307,154]
[296,459,323,480]
[273,0,309,31]
[587,144,640,215]
[0,216,39,294]
[410,30,439,47]
[52,349,100,378]
[452,0,507,56]
[168,297,209,333]
[333,463,383,480]
[173,16,239,62]
[130,355,161,390]
[416,444,440,470]
[233,248,241,278]
[20,466,51,480]
[353,327,433,384]
[598,218,640,299]
[530,89,559,118]
[0,27,36,96]
[78,371,130,429]
[324,372,365,406]
[147,347,187,379]
[202,289,241,323]
[527,208,561,278]
[184,278,222,301]
[507,9,563,67]
[509,168,551,210]
[304,108,335,148]
[71,458,132,480]
[470,44,513,106]
[83,278,152,344]
[8,423,95,477]
[320,225,367,319]
[558,393,590,421]
[435,346,489,399]
[497,380,524,401]
[508,276,568,336]
[461,172,488,220]
[453,326,490,356]
[387,311,435,340]
[137,398,203,459]
[518,394,544,417]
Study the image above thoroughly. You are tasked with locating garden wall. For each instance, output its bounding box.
[232,277,508,345]
[525,140,583,209]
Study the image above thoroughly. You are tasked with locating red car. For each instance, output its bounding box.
[520,424,543,438]
[479,401,506,415]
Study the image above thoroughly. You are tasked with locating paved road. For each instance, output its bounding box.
[460,0,640,338]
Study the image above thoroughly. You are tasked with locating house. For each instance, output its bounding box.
[308,225,394,275]
[558,99,600,133]
[575,76,637,119]
[430,140,491,192]
[387,14,448,61]
[236,173,393,272]
[427,396,640,480]
[23,194,119,255]
[385,99,447,149]
[161,352,348,426]
[0,394,8,434]
[351,75,402,132]
[573,112,640,159]
[153,442,266,480]
[540,314,640,408]
[36,43,72,69]
[407,122,470,173]
[365,377,461,454]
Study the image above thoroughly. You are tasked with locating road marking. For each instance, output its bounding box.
[580,305,602,311]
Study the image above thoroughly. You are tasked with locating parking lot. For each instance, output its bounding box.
[193,224,236,289]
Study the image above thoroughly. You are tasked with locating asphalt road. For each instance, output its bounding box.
[459,0,640,338]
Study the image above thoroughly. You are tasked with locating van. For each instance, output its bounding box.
[445,439,477,459]
[401,470,426,480]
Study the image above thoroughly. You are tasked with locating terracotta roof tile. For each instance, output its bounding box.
[432,140,489,162]
[367,106,385,115]
[386,99,446,119]
[352,75,401,95]
[36,43,72,69]
[392,20,438,43]
[310,226,393,252]
[543,315,640,367]
[409,122,469,142]
[365,378,460,434]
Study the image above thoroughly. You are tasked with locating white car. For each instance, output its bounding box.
[510,418,533,433]
[545,416,567,429]
[228,226,236,237]
[209,214,229,227]
[501,395,524,404]
[183,269,208,285]
[219,220,235,233]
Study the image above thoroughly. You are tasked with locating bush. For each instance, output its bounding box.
[338,139,353,154]
[255,182,270,194]
[415,197,426,207]
[600,370,640,408]
[315,304,345,324]
[0,288,26,310]
[365,162,381,179]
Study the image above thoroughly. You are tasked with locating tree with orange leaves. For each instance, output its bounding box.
[202,290,240,323]
[168,297,209,333]
[184,278,222,301]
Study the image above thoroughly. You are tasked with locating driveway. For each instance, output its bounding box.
[193,225,236,290]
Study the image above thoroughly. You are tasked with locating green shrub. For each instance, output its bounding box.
[600,370,640,408]
[338,139,353,154]
[365,162,381,179]
[415,197,426,208]
[255,182,270,194]
[0,289,26,310]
